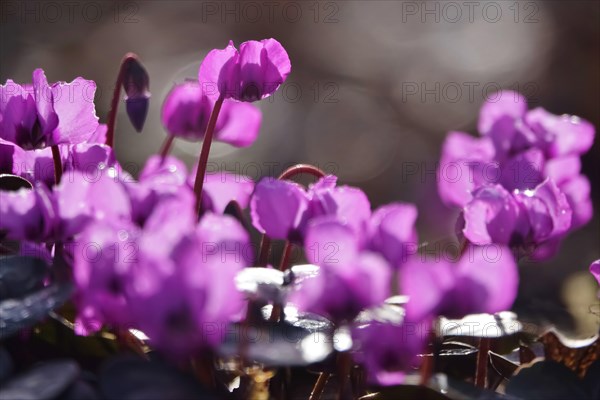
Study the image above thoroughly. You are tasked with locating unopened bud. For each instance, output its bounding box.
[122,55,150,132]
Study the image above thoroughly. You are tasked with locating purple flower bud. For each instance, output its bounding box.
[122,57,150,132]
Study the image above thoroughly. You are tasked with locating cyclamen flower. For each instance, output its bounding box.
[0,124,115,187]
[250,175,371,242]
[290,218,391,323]
[73,195,251,355]
[197,171,255,214]
[0,171,129,242]
[0,69,99,149]
[438,91,595,258]
[461,179,572,253]
[161,81,262,147]
[198,39,291,102]
[352,319,431,386]
[400,245,518,321]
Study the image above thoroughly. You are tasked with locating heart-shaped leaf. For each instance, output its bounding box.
[99,356,216,400]
[0,283,74,339]
[261,304,333,334]
[438,312,521,338]
[537,329,599,378]
[218,321,333,366]
[0,359,79,400]
[0,256,48,299]
[0,174,33,191]
[506,360,588,399]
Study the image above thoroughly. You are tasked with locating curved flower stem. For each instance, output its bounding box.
[277,164,326,180]
[106,52,139,149]
[192,95,225,216]
[159,135,175,161]
[51,145,62,185]
[309,372,330,400]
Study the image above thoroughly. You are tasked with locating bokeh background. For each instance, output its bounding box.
[1,0,598,335]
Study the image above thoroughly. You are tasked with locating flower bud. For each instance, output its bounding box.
[122,56,150,132]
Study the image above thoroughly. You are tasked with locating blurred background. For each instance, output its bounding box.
[1,0,598,335]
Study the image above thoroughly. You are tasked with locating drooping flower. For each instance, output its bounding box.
[438,91,595,259]
[461,179,572,254]
[161,81,262,147]
[0,69,99,149]
[0,124,115,187]
[198,39,291,102]
[250,175,371,242]
[400,245,519,321]
[290,217,391,323]
[368,203,418,269]
[198,171,255,214]
[352,319,431,386]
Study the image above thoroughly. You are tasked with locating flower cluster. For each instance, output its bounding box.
[438,91,595,259]
[0,38,596,393]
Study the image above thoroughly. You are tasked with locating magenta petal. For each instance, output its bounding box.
[457,245,518,314]
[518,179,572,240]
[463,185,522,245]
[0,80,37,145]
[215,100,262,147]
[500,148,544,191]
[304,217,359,267]
[202,172,254,214]
[161,81,212,140]
[438,131,497,208]
[50,76,99,145]
[544,156,581,186]
[525,107,595,157]
[250,178,308,240]
[369,203,418,268]
[308,183,371,237]
[87,123,108,144]
[478,90,527,135]
[590,260,600,286]
[198,41,239,100]
[237,38,291,101]
[32,69,59,140]
[400,257,455,322]
[0,186,55,241]
[559,175,592,230]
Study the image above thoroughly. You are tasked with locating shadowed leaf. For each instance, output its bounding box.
[0,359,79,400]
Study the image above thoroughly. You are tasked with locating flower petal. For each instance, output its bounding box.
[369,203,418,268]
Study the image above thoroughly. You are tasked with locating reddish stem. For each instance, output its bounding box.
[277,164,326,180]
[192,95,225,216]
[475,337,491,388]
[278,241,293,271]
[106,53,138,149]
[256,236,272,267]
[159,135,175,161]
[51,145,62,185]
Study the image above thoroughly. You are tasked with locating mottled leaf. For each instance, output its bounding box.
[438,312,521,338]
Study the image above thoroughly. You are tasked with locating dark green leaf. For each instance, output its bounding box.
[0,256,48,299]
[505,361,589,400]
[0,174,33,191]
[0,359,79,400]
[0,283,74,339]
[438,312,521,338]
[99,356,216,400]
[218,321,333,366]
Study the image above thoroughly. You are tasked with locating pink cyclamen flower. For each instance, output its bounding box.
[291,217,391,323]
[161,80,262,147]
[352,319,431,386]
[0,69,99,149]
[198,39,291,102]
[250,175,371,242]
[438,91,595,259]
[400,245,519,321]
